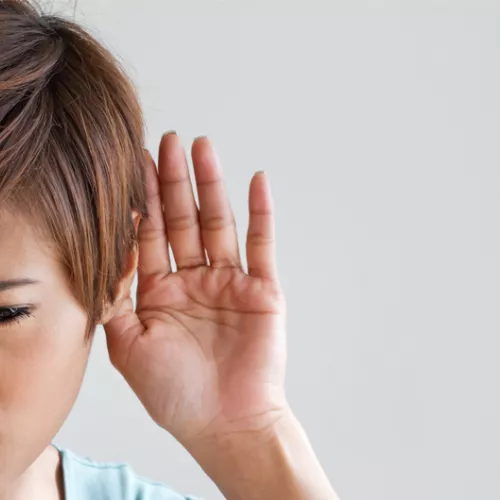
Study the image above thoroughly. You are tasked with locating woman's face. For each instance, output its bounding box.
[0,209,91,492]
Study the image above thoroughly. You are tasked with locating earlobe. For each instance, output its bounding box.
[99,302,114,326]
[132,209,142,236]
[116,209,143,300]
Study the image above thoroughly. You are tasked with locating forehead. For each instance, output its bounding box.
[0,210,60,280]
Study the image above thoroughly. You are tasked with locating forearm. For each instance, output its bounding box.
[188,410,340,500]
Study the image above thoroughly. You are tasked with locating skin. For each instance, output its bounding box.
[0,208,90,499]
[0,134,339,500]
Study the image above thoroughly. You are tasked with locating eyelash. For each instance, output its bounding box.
[0,307,34,326]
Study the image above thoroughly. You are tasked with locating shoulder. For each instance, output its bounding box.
[53,444,203,500]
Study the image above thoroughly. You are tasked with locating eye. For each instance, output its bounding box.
[0,306,33,326]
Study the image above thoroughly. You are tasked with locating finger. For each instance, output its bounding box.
[159,132,207,270]
[246,171,278,281]
[104,293,145,374]
[191,137,242,269]
[137,149,172,278]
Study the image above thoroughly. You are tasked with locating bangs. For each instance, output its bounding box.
[0,0,148,338]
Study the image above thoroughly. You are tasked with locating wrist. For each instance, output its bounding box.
[188,405,296,462]
[186,407,338,500]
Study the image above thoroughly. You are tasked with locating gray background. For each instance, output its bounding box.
[46,1,500,499]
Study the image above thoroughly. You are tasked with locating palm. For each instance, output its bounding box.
[104,134,288,448]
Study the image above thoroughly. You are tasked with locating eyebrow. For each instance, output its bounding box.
[0,278,40,292]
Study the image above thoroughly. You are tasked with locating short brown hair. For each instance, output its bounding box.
[0,0,149,339]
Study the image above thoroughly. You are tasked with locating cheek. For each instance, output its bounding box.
[0,299,91,488]
[0,301,91,419]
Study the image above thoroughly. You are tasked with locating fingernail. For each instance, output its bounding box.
[163,130,177,137]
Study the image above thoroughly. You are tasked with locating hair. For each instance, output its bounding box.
[0,0,149,340]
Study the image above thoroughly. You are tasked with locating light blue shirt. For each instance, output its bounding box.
[52,444,203,500]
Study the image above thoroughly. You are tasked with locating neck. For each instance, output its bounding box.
[0,445,64,500]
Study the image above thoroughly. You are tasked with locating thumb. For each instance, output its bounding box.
[103,294,144,371]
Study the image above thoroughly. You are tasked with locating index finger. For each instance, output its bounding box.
[137,148,172,278]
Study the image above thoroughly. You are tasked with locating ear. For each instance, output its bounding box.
[100,210,142,326]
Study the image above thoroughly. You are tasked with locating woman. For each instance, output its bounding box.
[0,1,340,498]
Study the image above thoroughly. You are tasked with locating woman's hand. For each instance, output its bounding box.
[103,133,289,450]
[104,134,339,500]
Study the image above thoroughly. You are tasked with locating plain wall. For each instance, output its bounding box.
[47,1,500,499]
